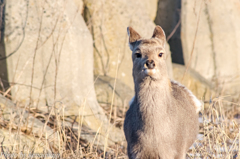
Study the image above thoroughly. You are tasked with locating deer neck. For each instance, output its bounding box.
[134,76,172,115]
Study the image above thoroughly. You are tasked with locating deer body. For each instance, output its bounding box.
[124,26,200,159]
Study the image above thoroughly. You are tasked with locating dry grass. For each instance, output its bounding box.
[188,97,240,158]
[0,89,240,159]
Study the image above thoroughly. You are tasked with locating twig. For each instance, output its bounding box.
[84,4,108,76]
[0,78,5,92]
[1,137,6,159]
[25,0,45,134]
[99,26,110,73]
[93,39,107,75]
[77,75,100,151]
[0,0,29,61]
[0,2,5,42]
[166,18,181,42]
[34,14,61,112]
[53,0,82,102]
[104,51,120,158]
[118,17,133,74]
[1,80,40,90]
[92,25,107,75]
[29,0,44,105]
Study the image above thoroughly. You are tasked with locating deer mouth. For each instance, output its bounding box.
[143,68,157,76]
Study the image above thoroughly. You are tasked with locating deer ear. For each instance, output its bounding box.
[127,27,141,51]
[152,25,166,46]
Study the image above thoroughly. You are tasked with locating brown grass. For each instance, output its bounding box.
[188,97,240,158]
[1,89,240,159]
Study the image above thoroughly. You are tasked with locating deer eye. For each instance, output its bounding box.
[135,53,142,58]
[158,53,163,57]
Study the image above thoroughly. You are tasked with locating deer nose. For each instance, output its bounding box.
[146,60,155,69]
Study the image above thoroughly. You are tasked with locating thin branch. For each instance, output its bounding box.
[87,8,107,75]
[0,0,29,61]
[104,52,120,158]
[26,0,45,133]
[1,137,6,159]
[99,26,110,73]
[93,41,107,75]
[0,78,5,92]
[35,14,61,111]
[167,18,181,42]
[0,2,5,42]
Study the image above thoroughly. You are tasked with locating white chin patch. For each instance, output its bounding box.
[144,69,156,76]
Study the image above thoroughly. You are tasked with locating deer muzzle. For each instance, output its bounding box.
[143,60,157,76]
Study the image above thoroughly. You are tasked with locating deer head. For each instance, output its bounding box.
[127,26,168,83]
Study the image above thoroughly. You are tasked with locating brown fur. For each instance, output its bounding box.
[124,26,199,159]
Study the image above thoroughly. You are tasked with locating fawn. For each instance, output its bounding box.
[123,26,201,159]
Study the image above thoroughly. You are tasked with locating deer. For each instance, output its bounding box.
[123,26,201,159]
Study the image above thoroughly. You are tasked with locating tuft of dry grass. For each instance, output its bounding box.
[188,97,240,158]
